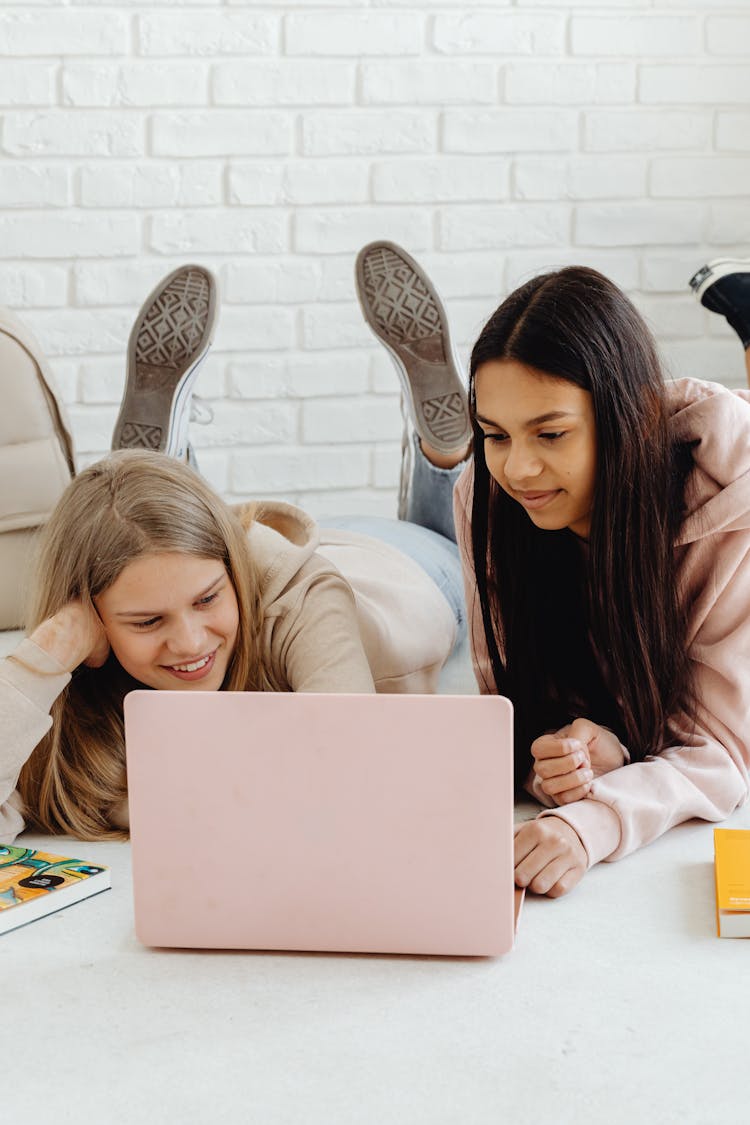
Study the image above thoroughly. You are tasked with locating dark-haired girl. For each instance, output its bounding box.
[360,246,750,898]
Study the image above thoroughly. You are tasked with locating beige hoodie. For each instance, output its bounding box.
[0,502,456,842]
[454,377,750,867]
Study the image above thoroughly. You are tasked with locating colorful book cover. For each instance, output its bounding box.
[0,845,111,935]
[714,828,750,939]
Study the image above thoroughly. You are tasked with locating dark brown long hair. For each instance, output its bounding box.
[468,267,696,785]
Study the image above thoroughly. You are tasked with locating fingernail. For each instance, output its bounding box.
[582,769,593,781]
[568,739,583,753]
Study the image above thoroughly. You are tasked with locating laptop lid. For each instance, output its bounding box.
[124,691,516,957]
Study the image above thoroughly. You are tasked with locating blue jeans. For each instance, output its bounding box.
[320,437,467,642]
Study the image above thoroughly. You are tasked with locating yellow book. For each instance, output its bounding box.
[714,829,750,938]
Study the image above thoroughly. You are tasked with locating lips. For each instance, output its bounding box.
[164,649,218,682]
[516,489,560,510]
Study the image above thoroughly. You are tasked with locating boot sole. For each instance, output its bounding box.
[689,258,750,302]
[355,241,471,456]
[111,265,217,458]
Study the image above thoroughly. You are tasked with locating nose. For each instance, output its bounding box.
[164,612,208,658]
[503,440,543,486]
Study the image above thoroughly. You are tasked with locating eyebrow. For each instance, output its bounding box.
[474,410,578,429]
[114,574,225,618]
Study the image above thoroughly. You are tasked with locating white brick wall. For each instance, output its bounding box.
[1,1,748,516]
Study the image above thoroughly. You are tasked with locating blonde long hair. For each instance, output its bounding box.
[18,450,277,840]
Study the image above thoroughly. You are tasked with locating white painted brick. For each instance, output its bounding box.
[30,310,131,357]
[0,264,68,308]
[46,360,78,407]
[506,63,635,106]
[301,304,372,351]
[372,445,401,489]
[407,252,505,301]
[73,260,199,307]
[640,66,750,106]
[192,450,230,500]
[632,296,702,340]
[150,211,288,256]
[213,61,354,106]
[439,206,569,252]
[4,112,144,158]
[706,17,750,56]
[191,401,298,449]
[303,397,401,444]
[152,111,292,157]
[62,63,208,108]
[300,490,396,522]
[443,110,577,154]
[372,158,509,203]
[360,61,496,105]
[575,204,705,248]
[294,209,432,255]
[571,16,701,57]
[641,253,708,294]
[0,164,70,208]
[716,114,750,153]
[584,111,710,153]
[302,111,434,157]
[79,359,125,405]
[433,13,564,56]
[227,164,284,207]
[223,260,322,306]
[514,157,646,201]
[650,158,750,199]
[285,13,422,57]
[228,354,368,400]
[318,258,358,303]
[79,162,222,208]
[660,339,743,385]
[138,12,276,57]
[229,161,370,208]
[66,406,118,456]
[0,11,128,56]
[369,352,403,395]
[283,162,369,206]
[231,446,369,495]
[504,250,640,294]
[0,213,138,259]
[214,306,296,353]
[0,62,55,105]
[707,203,750,246]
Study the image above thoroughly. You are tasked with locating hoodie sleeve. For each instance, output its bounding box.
[0,638,71,844]
[544,536,750,868]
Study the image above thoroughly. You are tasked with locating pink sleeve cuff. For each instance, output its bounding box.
[537,798,623,868]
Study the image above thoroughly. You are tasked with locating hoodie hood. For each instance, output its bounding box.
[231,499,321,608]
[666,378,750,544]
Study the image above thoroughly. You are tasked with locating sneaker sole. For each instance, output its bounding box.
[355,241,471,456]
[689,258,750,302]
[111,264,218,459]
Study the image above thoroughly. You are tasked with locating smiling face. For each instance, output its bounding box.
[473,358,598,539]
[95,552,240,691]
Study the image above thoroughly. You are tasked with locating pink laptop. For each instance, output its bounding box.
[124,691,519,957]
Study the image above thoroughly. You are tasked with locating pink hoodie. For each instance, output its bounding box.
[454,378,750,867]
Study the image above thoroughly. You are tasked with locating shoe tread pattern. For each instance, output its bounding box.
[421,391,468,445]
[135,269,210,369]
[119,422,163,450]
[362,246,446,363]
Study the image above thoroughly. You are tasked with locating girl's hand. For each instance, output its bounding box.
[28,601,110,672]
[531,717,626,805]
[514,817,588,897]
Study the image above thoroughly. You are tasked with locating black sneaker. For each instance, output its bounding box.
[689,259,750,349]
[355,241,471,456]
[112,264,218,459]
